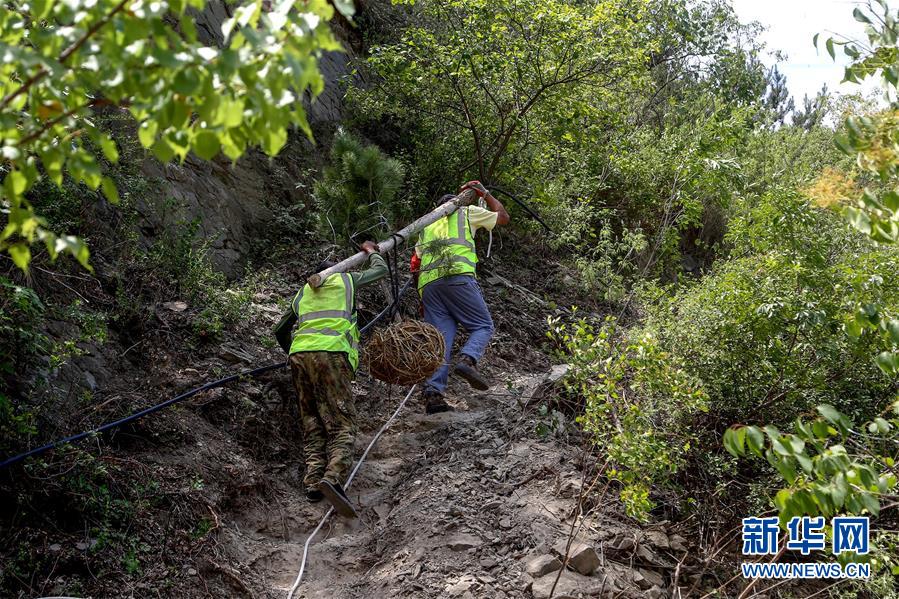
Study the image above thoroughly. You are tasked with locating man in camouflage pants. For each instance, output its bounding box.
[274,241,386,517]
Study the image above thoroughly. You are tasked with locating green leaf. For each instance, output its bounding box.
[826,37,836,60]
[152,138,175,163]
[795,452,813,473]
[884,319,899,344]
[817,405,852,433]
[100,135,119,163]
[853,7,872,24]
[173,69,201,95]
[262,126,287,156]
[875,351,899,376]
[192,131,221,160]
[331,0,356,19]
[31,0,54,19]
[138,120,158,148]
[55,235,92,271]
[723,426,746,457]
[859,492,880,516]
[832,473,848,508]
[775,488,792,511]
[746,426,765,456]
[219,99,244,128]
[8,243,31,271]
[767,450,797,483]
[101,177,120,204]
[882,190,899,212]
[4,170,29,196]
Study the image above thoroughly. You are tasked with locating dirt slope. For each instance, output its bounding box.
[3,245,687,598]
[178,258,682,599]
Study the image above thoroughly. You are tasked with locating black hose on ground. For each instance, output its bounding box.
[0,278,415,470]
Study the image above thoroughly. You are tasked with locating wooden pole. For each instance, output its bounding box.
[307,189,478,288]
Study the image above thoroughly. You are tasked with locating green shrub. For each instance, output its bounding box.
[314,130,406,244]
[548,314,708,520]
[0,277,45,452]
[642,190,899,429]
[126,220,252,340]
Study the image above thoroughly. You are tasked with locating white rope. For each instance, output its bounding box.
[477,194,493,258]
[286,384,418,599]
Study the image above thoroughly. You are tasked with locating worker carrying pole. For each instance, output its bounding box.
[411,181,510,414]
[276,188,480,517]
[307,189,479,288]
[272,241,388,518]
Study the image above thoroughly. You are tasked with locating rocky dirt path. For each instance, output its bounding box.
[206,362,684,599]
[140,264,690,599]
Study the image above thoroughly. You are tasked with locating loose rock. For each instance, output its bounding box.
[526,554,563,577]
[447,533,482,552]
[634,568,665,590]
[531,571,605,599]
[553,539,600,575]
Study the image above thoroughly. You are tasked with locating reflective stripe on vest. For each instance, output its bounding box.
[289,273,360,371]
[418,207,478,291]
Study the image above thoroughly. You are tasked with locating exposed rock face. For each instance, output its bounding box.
[135,2,360,276]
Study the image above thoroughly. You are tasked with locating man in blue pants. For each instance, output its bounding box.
[411,181,510,414]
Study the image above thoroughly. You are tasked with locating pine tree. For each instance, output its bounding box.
[314,131,406,245]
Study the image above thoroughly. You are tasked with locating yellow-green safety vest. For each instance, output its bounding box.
[289,273,360,371]
[418,207,478,291]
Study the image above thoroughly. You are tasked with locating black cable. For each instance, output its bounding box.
[488,185,553,233]
[388,235,403,320]
[1,279,415,471]
[361,276,413,335]
[0,361,286,470]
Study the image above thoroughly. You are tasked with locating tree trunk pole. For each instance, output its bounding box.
[307,189,478,288]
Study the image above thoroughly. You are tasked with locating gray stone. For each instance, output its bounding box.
[553,539,600,575]
[447,533,482,552]
[83,371,97,391]
[670,534,688,553]
[634,568,665,590]
[445,575,478,596]
[647,585,667,599]
[517,572,534,592]
[644,530,671,550]
[531,571,604,599]
[526,554,563,577]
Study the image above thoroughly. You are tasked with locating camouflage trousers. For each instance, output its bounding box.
[289,352,357,488]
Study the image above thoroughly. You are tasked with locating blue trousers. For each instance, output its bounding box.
[422,274,495,393]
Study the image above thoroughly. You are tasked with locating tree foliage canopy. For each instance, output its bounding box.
[0,0,345,271]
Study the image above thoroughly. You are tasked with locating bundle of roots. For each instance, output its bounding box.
[365,319,445,386]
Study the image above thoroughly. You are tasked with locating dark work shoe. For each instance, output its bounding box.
[453,355,489,391]
[423,387,453,414]
[305,487,324,503]
[317,480,358,519]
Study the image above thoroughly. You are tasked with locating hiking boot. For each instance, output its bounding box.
[422,387,453,415]
[453,355,489,391]
[305,487,324,503]
[317,480,358,519]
